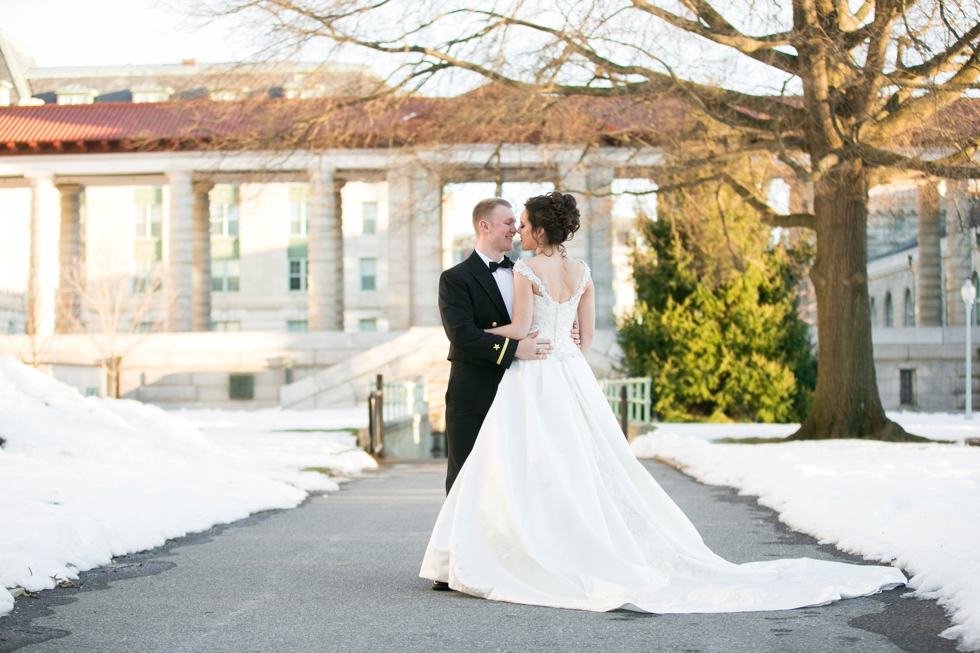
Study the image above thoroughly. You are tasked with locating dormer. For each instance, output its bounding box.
[56,85,97,105]
[132,84,174,103]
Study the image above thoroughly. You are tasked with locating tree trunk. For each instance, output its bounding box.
[789,161,922,441]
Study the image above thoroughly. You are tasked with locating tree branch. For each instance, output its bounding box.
[717,172,815,228]
[864,47,980,142]
[629,0,799,73]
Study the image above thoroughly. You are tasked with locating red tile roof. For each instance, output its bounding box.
[0,94,976,155]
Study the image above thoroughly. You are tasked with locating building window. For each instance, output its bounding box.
[133,187,163,293]
[359,318,378,332]
[211,185,240,292]
[210,185,240,237]
[885,292,894,327]
[213,321,241,332]
[133,259,163,293]
[288,258,308,291]
[974,272,980,325]
[899,369,915,407]
[287,320,308,332]
[870,297,877,326]
[289,184,310,236]
[229,373,254,400]
[362,201,377,234]
[903,289,914,326]
[212,260,240,292]
[135,187,162,237]
[359,258,377,291]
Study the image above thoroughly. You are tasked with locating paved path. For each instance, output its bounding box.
[2,460,955,653]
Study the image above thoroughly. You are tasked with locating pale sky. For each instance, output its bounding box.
[1,0,254,67]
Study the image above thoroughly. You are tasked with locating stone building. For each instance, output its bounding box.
[0,30,977,417]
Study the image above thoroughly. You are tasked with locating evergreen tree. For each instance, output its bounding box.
[619,187,817,423]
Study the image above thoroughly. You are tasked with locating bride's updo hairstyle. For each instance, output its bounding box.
[524,192,581,253]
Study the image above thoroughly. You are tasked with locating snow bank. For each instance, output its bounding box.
[648,411,980,442]
[632,428,980,650]
[0,356,376,615]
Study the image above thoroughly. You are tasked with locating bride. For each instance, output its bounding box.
[420,192,905,613]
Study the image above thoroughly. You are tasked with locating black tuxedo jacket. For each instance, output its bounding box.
[438,251,518,370]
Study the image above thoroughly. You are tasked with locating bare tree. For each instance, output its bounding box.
[61,249,171,399]
[191,0,980,439]
[4,257,56,368]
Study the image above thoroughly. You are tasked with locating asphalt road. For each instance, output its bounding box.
[2,460,956,653]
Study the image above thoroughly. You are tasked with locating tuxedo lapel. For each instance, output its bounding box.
[466,251,510,320]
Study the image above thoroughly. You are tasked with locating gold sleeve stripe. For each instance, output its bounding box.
[496,338,510,365]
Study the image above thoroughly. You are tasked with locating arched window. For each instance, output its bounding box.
[903,289,914,326]
[885,292,894,327]
[870,297,877,326]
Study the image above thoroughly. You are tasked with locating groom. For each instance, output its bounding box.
[438,198,552,496]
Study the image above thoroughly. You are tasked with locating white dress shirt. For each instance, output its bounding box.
[475,247,515,319]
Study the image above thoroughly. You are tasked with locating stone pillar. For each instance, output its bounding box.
[587,165,616,329]
[556,162,589,261]
[386,167,413,330]
[56,183,83,333]
[308,167,342,331]
[558,160,616,328]
[191,181,213,332]
[945,180,974,326]
[25,172,59,340]
[411,167,443,327]
[166,171,194,332]
[917,180,944,326]
[333,179,346,327]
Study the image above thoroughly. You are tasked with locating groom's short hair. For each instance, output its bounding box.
[472,198,512,230]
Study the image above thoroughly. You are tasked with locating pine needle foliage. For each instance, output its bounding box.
[618,190,816,423]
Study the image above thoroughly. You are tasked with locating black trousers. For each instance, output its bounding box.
[444,360,506,494]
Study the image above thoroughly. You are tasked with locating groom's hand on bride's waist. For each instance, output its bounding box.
[571,321,581,349]
[515,331,552,360]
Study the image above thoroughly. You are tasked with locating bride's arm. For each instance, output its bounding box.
[486,272,534,339]
[576,278,595,357]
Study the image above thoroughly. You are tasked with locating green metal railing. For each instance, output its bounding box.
[598,377,653,425]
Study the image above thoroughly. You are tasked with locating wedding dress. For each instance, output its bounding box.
[420,259,905,612]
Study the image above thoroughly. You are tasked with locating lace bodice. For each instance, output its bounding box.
[514,259,591,360]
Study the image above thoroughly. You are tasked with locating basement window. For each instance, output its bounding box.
[899,369,915,407]
[229,374,254,400]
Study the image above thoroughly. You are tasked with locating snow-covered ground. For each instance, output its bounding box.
[651,411,980,442]
[632,422,980,651]
[0,357,373,616]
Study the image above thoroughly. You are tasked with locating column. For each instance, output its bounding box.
[410,167,443,327]
[587,165,616,329]
[308,166,342,331]
[917,180,943,326]
[386,167,412,330]
[191,181,213,332]
[56,183,83,333]
[558,160,616,328]
[26,172,59,340]
[333,179,346,327]
[945,180,974,326]
[166,171,194,332]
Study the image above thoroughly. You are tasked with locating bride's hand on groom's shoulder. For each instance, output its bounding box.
[515,331,552,360]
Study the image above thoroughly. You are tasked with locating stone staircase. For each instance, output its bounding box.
[279,328,624,431]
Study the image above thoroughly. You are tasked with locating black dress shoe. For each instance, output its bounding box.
[432,581,451,591]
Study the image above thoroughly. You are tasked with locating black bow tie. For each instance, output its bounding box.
[489,257,514,272]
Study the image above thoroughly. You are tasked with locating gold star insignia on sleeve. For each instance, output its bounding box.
[493,344,501,351]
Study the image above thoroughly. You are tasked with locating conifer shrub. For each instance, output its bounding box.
[618,189,817,423]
